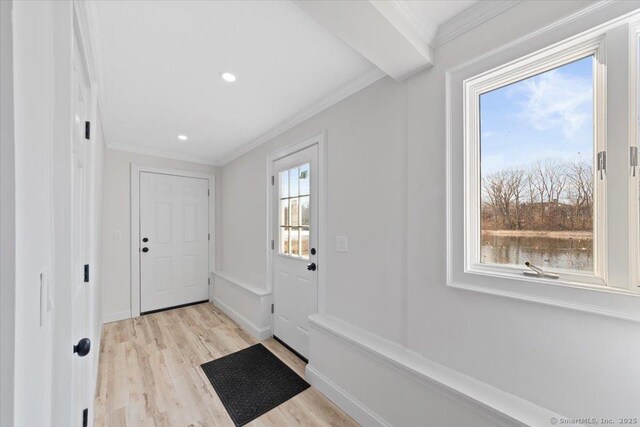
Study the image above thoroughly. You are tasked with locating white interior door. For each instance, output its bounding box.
[71,43,92,426]
[140,172,209,313]
[273,144,319,359]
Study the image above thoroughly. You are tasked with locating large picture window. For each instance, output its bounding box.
[464,36,607,287]
[448,10,640,321]
[479,56,595,273]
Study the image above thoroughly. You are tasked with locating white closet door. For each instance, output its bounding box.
[140,172,209,313]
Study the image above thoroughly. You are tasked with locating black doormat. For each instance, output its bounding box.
[200,344,310,426]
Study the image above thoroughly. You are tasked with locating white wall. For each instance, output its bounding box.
[0,1,16,425]
[218,1,640,424]
[12,2,56,424]
[219,76,408,343]
[407,0,640,419]
[101,148,217,322]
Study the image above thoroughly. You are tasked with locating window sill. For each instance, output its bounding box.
[448,269,640,323]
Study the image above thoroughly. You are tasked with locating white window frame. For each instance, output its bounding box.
[446,6,640,323]
[464,37,607,287]
[630,22,640,287]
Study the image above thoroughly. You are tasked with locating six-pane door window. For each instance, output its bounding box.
[279,163,310,259]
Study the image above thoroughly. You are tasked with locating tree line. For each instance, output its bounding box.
[482,159,593,231]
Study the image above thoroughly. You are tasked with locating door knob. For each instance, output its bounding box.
[307,262,316,271]
[142,247,149,253]
[73,338,91,357]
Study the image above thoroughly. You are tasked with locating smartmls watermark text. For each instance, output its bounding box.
[549,417,638,425]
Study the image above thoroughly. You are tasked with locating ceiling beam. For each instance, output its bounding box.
[292,0,434,81]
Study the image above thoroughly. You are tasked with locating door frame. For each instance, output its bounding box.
[266,130,328,334]
[51,1,99,425]
[130,164,215,318]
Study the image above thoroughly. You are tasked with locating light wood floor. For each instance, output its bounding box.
[94,302,358,427]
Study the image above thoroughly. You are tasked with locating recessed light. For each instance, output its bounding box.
[178,135,188,141]
[221,72,236,83]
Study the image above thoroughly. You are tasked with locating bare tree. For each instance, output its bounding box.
[481,158,593,232]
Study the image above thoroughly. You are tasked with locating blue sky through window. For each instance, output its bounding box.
[480,56,594,177]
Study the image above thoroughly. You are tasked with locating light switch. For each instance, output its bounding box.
[336,235,349,253]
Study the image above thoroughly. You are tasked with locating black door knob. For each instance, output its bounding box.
[142,247,149,253]
[142,237,149,242]
[310,248,316,255]
[307,262,316,271]
[73,338,91,357]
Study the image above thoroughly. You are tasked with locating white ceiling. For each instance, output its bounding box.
[95,0,480,165]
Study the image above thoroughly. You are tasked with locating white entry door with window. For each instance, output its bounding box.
[139,172,209,313]
[273,144,319,359]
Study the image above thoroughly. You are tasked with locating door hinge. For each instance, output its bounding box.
[208,233,211,241]
[83,264,89,283]
[82,408,88,427]
[271,240,274,250]
[208,189,210,196]
[597,151,606,180]
[631,146,638,177]
[208,277,211,285]
[271,303,274,314]
[271,175,274,186]
[85,122,90,140]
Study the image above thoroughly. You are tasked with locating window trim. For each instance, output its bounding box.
[630,22,640,287]
[463,37,607,287]
[446,5,640,324]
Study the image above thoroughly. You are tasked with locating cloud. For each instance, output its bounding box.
[507,66,593,139]
[482,131,495,139]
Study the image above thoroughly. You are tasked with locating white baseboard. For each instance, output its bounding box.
[212,297,272,341]
[305,364,391,427]
[102,310,131,324]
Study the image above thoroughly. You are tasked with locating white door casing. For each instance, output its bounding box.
[71,41,92,427]
[272,144,319,358]
[139,172,209,313]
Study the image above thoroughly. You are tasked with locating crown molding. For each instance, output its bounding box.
[436,1,522,48]
[106,143,219,167]
[218,67,386,166]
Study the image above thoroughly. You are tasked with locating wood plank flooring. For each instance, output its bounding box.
[94,302,358,427]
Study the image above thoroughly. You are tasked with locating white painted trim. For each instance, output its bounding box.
[72,0,97,88]
[102,310,131,324]
[0,1,15,424]
[369,0,435,62]
[130,164,215,318]
[305,365,391,427]
[266,130,328,326]
[107,143,218,167]
[213,271,271,297]
[463,35,607,287]
[308,314,564,427]
[212,297,272,341]
[446,2,640,323]
[436,1,522,48]
[629,20,640,288]
[220,68,384,165]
